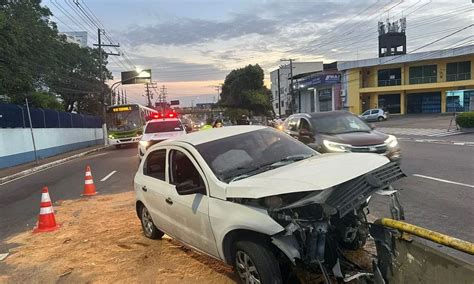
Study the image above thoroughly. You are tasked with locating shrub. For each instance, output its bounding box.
[456,112,474,128]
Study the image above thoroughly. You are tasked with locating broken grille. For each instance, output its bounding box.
[326,162,406,218]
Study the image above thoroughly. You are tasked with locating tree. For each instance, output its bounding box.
[0,0,111,115]
[219,64,272,117]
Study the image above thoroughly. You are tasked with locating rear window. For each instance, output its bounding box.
[145,120,183,133]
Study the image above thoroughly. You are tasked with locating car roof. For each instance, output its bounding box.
[161,125,267,146]
[290,110,354,119]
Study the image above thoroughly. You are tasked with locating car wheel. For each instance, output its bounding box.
[233,240,282,284]
[140,205,164,239]
[377,116,384,121]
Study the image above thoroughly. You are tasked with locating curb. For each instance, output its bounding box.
[0,145,111,185]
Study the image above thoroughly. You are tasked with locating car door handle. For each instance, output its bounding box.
[142,186,148,192]
[165,197,173,205]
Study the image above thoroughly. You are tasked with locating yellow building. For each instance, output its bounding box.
[338,45,474,115]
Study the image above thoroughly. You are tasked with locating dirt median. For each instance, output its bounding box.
[0,191,235,283]
[0,191,376,283]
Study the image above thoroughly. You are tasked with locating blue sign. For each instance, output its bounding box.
[299,73,340,87]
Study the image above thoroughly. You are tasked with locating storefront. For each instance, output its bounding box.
[378,94,401,114]
[406,92,441,113]
[446,89,474,112]
[296,73,341,113]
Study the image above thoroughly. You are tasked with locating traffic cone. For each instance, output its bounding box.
[33,187,59,233]
[82,165,97,196]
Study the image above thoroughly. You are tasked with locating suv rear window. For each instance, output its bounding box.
[145,120,183,133]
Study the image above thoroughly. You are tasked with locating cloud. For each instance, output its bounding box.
[122,14,280,46]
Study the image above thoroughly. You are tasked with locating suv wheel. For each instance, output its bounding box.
[140,205,164,239]
[377,116,384,121]
[233,240,282,284]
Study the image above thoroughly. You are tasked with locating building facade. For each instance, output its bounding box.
[338,45,474,114]
[270,62,323,116]
[294,65,342,113]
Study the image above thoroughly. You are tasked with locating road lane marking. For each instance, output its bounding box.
[413,174,474,189]
[100,170,117,182]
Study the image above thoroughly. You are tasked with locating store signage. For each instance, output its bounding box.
[299,73,340,87]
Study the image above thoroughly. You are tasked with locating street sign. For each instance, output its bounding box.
[170,100,180,105]
[121,69,151,85]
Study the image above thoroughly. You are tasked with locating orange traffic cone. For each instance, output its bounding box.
[82,165,97,196]
[33,187,60,233]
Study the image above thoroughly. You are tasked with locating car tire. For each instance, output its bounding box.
[377,116,384,121]
[233,240,282,284]
[139,205,164,240]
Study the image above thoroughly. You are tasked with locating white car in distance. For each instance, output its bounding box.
[138,116,186,160]
[134,126,405,283]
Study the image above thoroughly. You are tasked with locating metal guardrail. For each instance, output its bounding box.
[0,103,102,128]
[375,218,474,255]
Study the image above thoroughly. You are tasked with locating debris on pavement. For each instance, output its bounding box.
[0,253,8,261]
[0,191,376,283]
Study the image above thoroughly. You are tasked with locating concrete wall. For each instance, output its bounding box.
[0,128,103,169]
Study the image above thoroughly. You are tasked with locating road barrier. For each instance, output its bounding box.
[82,165,97,196]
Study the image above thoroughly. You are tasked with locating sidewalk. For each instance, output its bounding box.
[0,145,110,180]
[374,114,458,129]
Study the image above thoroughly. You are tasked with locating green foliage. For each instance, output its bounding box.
[456,112,474,128]
[0,0,111,115]
[27,92,63,111]
[219,64,272,116]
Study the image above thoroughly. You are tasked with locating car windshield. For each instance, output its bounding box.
[106,110,141,131]
[310,114,371,134]
[145,120,183,133]
[196,128,317,183]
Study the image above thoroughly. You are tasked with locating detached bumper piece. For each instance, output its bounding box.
[326,162,406,218]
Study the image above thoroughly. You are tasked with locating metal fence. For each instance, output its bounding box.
[0,103,102,128]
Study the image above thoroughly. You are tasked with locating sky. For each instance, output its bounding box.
[44,0,474,106]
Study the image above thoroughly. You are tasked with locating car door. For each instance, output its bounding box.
[165,147,219,257]
[139,148,177,236]
[361,110,370,120]
[284,116,300,139]
[298,117,315,144]
[369,109,379,121]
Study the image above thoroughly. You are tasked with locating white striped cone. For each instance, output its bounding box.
[82,165,97,196]
[33,186,59,233]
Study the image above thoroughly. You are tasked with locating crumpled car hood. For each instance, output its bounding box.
[225,153,389,199]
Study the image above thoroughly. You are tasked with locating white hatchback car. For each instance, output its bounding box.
[360,108,389,121]
[134,126,405,283]
[138,117,186,160]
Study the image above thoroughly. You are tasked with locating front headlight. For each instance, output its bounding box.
[323,140,351,152]
[384,135,398,148]
[108,134,115,139]
[139,141,149,147]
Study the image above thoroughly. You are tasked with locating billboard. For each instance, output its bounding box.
[121,69,151,85]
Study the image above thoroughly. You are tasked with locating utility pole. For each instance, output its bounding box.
[213,84,222,102]
[280,58,296,114]
[93,28,120,145]
[145,83,152,107]
[277,69,281,116]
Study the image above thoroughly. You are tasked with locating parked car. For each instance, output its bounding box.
[282,111,401,161]
[360,108,389,121]
[138,116,187,160]
[134,126,405,283]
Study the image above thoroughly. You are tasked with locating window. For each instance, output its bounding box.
[409,65,437,84]
[370,109,379,115]
[145,120,183,133]
[281,100,285,107]
[362,110,370,116]
[144,149,166,181]
[288,117,298,131]
[378,68,401,86]
[299,118,311,131]
[447,61,471,81]
[169,150,204,190]
[275,102,279,108]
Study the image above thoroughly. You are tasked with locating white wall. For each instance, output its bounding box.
[0,128,103,168]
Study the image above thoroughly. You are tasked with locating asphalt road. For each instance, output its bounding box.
[1,140,473,262]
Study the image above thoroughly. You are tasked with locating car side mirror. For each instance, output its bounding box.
[298,129,313,137]
[175,180,205,195]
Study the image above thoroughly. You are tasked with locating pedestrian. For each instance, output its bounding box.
[212,119,223,128]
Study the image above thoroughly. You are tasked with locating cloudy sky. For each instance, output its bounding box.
[45,0,473,106]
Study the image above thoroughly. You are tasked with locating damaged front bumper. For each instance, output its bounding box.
[268,162,406,282]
